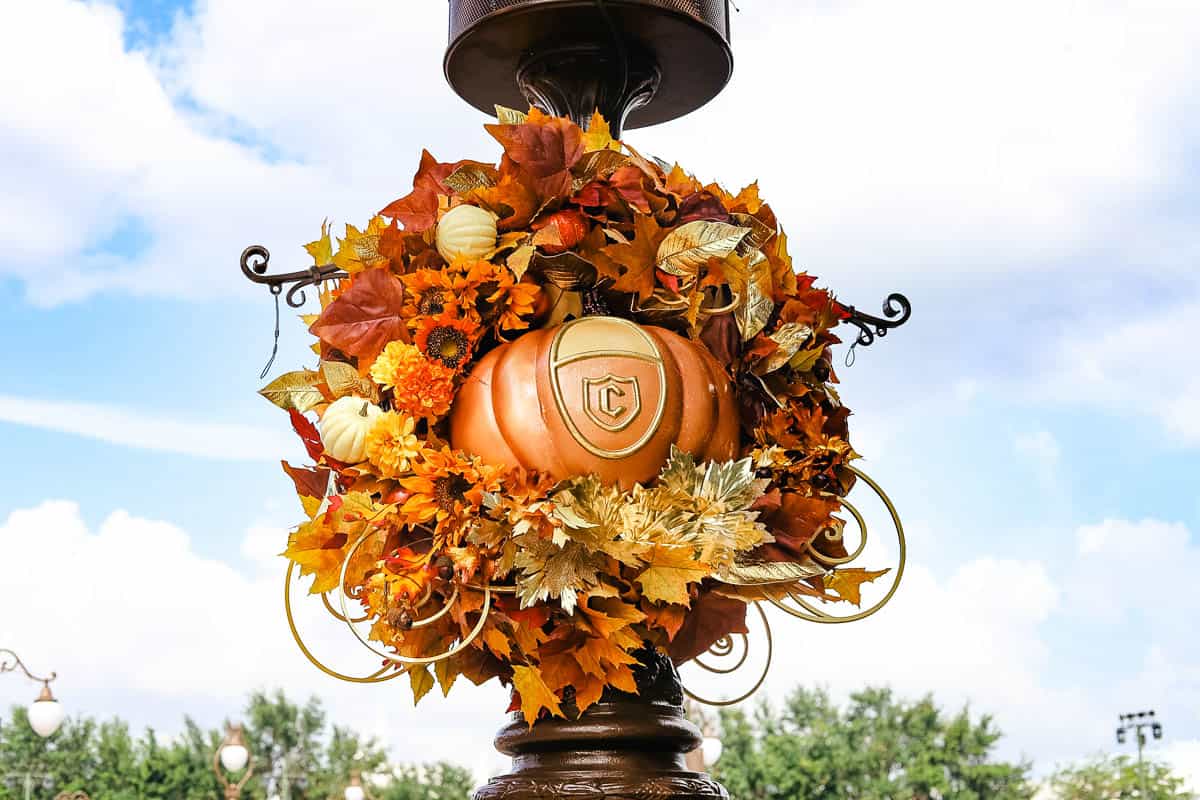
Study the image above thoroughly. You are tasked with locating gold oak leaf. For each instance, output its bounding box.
[635,546,709,606]
[258,369,324,413]
[512,664,564,727]
[331,217,389,274]
[825,567,891,606]
[320,360,380,403]
[656,220,751,279]
[758,322,815,374]
[495,105,529,125]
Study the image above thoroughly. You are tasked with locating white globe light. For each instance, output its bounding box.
[28,698,65,738]
[344,785,365,800]
[700,736,723,767]
[220,743,250,773]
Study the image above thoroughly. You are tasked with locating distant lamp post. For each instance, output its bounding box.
[3,772,53,800]
[214,724,255,800]
[1,649,65,738]
[344,770,370,800]
[1117,710,1164,798]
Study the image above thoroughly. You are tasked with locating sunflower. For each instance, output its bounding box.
[402,266,481,324]
[365,411,422,477]
[413,313,481,371]
[400,447,502,540]
[369,341,457,420]
[463,260,542,331]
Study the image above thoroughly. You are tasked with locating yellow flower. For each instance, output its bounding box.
[365,412,422,477]
[369,341,457,420]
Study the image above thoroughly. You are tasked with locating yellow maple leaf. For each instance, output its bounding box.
[582,111,620,152]
[511,665,564,727]
[634,546,709,605]
[826,567,890,606]
[574,675,607,714]
[304,219,333,265]
[408,665,435,705]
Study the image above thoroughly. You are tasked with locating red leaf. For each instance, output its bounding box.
[288,409,324,463]
[281,460,331,498]
[309,268,409,363]
[380,152,495,232]
[676,191,732,224]
[668,593,749,665]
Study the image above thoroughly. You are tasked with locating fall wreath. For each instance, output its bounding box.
[261,108,891,724]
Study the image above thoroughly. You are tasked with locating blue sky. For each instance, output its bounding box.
[1,0,1198,790]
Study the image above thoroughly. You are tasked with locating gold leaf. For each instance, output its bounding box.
[528,251,599,290]
[320,360,379,403]
[656,221,751,278]
[258,369,324,412]
[730,212,776,250]
[730,249,773,341]
[572,149,629,191]
[444,163,499,194]
[494,105,528,125]
[507,244,535,281]
[759,322,814,374]
[716,559,828,586]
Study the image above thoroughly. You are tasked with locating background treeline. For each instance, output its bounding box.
[0,686,1191,799]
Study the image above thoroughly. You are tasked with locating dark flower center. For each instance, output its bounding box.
[418,288,445,316]
[433,474,472,511]
[424,326,470,369]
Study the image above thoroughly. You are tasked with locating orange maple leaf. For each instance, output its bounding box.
[597,214,668,300]
[826,567,890,606]
[511,665,564,727]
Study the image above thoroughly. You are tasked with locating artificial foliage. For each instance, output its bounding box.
[262,108,888,724]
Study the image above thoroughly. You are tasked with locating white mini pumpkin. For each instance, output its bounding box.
[436,204,498,262]
[319,396,383,463]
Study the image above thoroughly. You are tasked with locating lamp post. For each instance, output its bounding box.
[214,723,255,800]
[1117,710,1163,798]
[343,770,370,800]
[1,649,65,738]
[2,772,53,800]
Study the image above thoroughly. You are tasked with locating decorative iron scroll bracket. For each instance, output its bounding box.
[0,648,56,687]
[240,245,347,308]
[842,292,912,348]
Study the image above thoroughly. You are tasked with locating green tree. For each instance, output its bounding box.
[1049,754,1192,799]
[0,706,94,799]
[379,762,475,800]
[714,686,1034,800]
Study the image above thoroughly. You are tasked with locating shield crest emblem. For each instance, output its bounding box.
[547,317,667,460]
[582,374,641,433]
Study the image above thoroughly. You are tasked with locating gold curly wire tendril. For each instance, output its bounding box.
[338,528,493,666]
[684,465,904,706]
[683,602,773,707]
[283,562,403,684]
[770,465,906,624]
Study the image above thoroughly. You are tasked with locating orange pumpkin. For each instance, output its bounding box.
[449,316,739,488]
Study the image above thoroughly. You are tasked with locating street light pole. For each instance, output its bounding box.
[0,649,65,738]
[1117,710,1163,798]
[214,723,255,800]
[3,771,54,800]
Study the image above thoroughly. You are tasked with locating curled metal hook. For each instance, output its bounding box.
[240,245,347,309]
[683,602,773,707]
[842,292,912,349]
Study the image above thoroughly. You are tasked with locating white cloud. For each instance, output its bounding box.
[1161,738,1200,794]
[1015,430,1063,489]
[0,501,511,776]
[0,393,298,461]
[1034,301,1200,445]
[2,0,1198,303]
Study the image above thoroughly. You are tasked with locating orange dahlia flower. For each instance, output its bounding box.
[369,341,457,420]
[365,411,422,477]
[400,447,502,540]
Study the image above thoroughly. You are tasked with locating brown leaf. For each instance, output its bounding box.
[309,268,409,363]
[667,593,749,665]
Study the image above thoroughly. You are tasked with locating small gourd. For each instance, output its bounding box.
[319,396,383,463]
[436,204,498,262]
